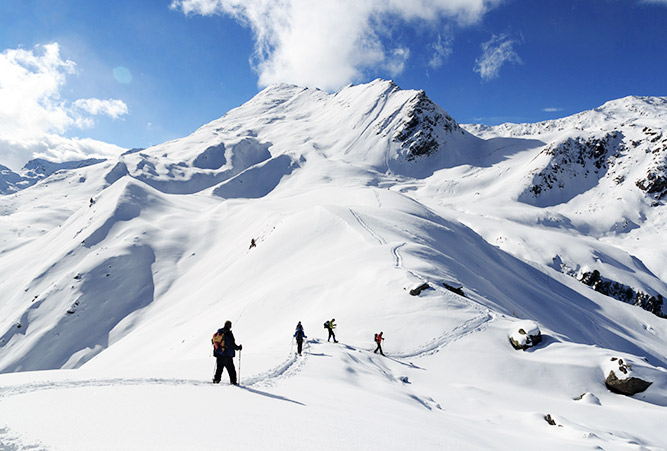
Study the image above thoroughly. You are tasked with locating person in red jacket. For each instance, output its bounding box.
[374,331,385,356]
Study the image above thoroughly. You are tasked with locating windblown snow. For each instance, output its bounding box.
[1,80,666,451]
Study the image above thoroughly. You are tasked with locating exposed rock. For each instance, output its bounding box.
[509,322,542,350]
[443,282,465,297]
[393,90,460,161]
[605,357,653,396]
[409,283,431,296]
[636,166,667,200]
[578,269,665,318]
[525,132,623,204]
[544,414,557,426]
[606,371,653,396]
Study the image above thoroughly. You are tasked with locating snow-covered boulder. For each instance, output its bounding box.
[574,392,601,405]
[509,321,542,350]
[604,357,653,396]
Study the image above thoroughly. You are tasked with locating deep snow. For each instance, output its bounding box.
[1,80,666,450]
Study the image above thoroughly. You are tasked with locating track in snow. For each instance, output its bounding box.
[0,212,496,400]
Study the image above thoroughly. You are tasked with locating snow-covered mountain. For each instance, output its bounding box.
[0,81,666,450]
[0,158,106,194]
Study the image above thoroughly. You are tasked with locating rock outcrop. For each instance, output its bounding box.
[605,357,653,396]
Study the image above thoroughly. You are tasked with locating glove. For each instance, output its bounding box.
[238,344,243,351]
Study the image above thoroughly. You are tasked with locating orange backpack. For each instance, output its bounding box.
[212,329,227,355]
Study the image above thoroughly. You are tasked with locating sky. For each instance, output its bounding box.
[0,0,666,170]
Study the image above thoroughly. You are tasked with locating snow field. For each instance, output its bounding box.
[1,82,666,450]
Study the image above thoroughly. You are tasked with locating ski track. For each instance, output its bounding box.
[348,207,496,361]
[0,212,494,406]
[0,348,310,399]
[349,208,386,245]
[393,311,494,359]
[391,242,405,268]
[390,236,497,359]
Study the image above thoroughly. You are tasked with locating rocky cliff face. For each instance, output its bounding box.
[522,132,624,206]
[392,90,461,161]
[633,126,667,202]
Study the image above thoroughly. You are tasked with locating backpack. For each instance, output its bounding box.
[212,329,227,356]
[323,321,329,329]
[374,333,379,343]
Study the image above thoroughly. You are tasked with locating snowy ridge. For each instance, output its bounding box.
[0,157,105,194]
[1,81,667,450]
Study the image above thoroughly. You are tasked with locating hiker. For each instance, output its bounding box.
[374,331,385,356]
[212,320,243,385]
[294,321,307,355]
[324,318,338,343]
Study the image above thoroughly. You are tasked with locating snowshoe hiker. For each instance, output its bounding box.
[212,320,243,385]
[293,321,307,355]
[324,318,338,343]
[374,331,385,356]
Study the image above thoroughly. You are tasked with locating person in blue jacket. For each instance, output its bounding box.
[294,322,307,355]
[212,320,242,384]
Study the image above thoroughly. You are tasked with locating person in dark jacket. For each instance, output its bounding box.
[212,320,242,385]
[374,331,385,356]
[294,322,307,355]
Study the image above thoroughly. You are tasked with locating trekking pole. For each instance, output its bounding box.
[238,349,242,385]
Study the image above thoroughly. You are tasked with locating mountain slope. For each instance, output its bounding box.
[0,82,666,450]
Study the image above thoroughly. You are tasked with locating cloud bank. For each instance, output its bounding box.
[473,33,522,81]
[0,43,127,170]
[171,0,503,90]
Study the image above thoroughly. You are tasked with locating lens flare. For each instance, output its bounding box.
[112,66,132,84]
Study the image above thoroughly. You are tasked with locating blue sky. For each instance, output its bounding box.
[1,0,666,168]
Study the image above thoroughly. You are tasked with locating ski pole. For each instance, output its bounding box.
[238,349,242,385]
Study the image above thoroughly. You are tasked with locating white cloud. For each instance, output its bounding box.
[0,43,127,169]
[640,0,667,5]
[0,135,124,171]
[0,43,75,139]
[542,107,563,113]
[73,98,129,119]
[428,32,454,69]
[171,0,503,90]
[473,33,522,81]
